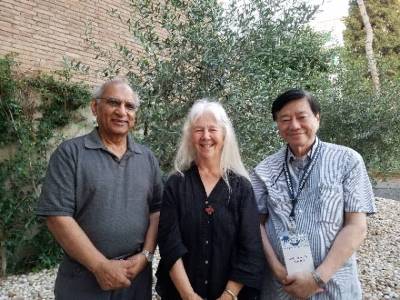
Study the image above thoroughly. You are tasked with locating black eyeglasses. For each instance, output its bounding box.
[97,97,138,112]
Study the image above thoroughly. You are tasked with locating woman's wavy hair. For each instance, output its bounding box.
[174,99,249,185]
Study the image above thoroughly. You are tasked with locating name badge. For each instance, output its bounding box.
[280,233,314,275]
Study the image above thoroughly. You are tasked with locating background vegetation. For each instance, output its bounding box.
[0,55,90,274]
[344,0,400,79]
[334,0,400,171]
[86,0,399,171]
[0,0,399,274]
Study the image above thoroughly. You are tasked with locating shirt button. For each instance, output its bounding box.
[205,280,208,284]
[205,260,208,264]
[205,240,209,244]
[205,201,209,205]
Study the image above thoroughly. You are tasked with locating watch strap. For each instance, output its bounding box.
[311,270,326,288]
[141,249,154,262]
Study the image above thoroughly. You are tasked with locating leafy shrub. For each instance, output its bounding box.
[319,52,400,171]
[0,55,91,274]
[88,0,333,170]
[88,0,399,173]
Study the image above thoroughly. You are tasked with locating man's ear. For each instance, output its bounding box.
[90,99,97,116]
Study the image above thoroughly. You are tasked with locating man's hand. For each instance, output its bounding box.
[126,253,149,280]
[92,259,135,291]
[283,272,324,299]
[271,260,290,285]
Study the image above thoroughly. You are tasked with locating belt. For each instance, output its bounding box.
[112,245,143,260]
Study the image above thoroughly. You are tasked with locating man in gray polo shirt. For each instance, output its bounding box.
[37,78,163,300]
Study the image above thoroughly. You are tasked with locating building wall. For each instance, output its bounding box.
[0,0,151,85]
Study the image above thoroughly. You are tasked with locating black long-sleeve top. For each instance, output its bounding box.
[156,164,265,300]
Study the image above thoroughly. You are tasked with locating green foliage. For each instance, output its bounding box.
[0,55,91,273]
[334,0,400,171]
[89,0,332,170]
[26,75,90,139]
[343,0,400,78]
[319,52,400,171]
[0,54,19,146]
[83,0,400,173]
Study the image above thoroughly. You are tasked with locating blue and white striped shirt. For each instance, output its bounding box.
[251,138,376,300]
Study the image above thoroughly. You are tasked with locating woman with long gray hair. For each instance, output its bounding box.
[156,99,265,300]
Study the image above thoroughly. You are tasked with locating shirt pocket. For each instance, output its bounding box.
[267,191,292,224]
[266,195,292,234]
[318,183,344,225]
[268,191,291,212]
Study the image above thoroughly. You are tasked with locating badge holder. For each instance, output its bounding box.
[279,217,314,276]
[279,142,321,276]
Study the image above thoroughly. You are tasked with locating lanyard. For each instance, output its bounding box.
[283,141,321,229]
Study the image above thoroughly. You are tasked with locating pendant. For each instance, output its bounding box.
[204,205,214,215]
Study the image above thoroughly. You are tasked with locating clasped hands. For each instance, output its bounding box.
[92,252,148,291]
[273,263,324,299]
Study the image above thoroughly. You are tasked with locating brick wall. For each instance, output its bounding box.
[0,0,153,85]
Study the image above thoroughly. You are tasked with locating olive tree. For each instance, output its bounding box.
[89,0,332,170]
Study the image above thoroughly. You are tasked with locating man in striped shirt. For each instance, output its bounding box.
[250,89,376,299]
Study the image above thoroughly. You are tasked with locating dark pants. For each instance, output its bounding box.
[54,257,152,300]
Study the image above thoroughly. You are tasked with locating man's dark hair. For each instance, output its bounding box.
[271,88,320,121]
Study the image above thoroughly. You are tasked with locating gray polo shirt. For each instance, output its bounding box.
[37,129,163,259]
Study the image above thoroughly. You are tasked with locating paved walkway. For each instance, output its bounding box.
[373,178,400,201]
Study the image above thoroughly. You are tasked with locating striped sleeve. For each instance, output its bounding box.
[343,150,376,214]
[250,170,269,214]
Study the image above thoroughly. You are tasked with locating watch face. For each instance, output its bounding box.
[142,250,153,262]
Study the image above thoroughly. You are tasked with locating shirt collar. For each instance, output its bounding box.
[287,137,319,163]
[84,128,143,154]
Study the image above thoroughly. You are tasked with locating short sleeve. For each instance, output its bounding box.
[250,170,269,215]
[229,178,265,289]
[36,142,76,217]
[148,152,163,213]
[343,150,376,214]
[157,175,188,271]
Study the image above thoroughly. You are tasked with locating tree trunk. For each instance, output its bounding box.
[1,241,6,277]
[357,0,380,94]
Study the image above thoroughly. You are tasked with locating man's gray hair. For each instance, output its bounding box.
[92,78,140,108]
[174,99,249,185]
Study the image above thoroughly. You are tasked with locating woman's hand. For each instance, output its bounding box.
[217,292,234,300]
[182,291,203,300]
[170,259,202,300]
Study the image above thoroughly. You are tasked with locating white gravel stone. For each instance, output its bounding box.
[0,197,399,299]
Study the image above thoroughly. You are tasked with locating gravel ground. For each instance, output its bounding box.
[358,198,399,299]
[0,197,398,300]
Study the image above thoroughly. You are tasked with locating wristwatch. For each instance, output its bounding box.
[311,270,326,288]
[141,249,154,263]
